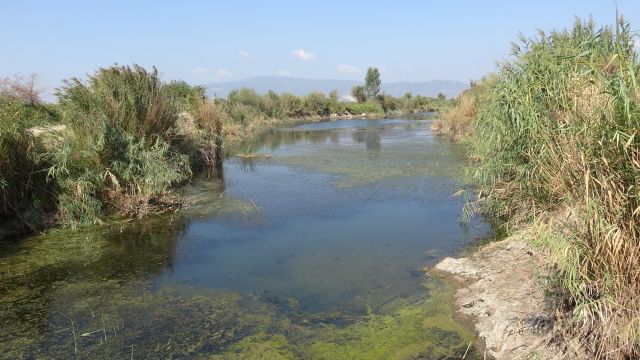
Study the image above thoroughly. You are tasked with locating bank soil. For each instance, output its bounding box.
[428,235,564,359]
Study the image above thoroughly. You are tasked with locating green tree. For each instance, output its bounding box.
[351,85,366,103]
[364,67,381,98]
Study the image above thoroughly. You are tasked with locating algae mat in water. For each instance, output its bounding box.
[1,117,486,358]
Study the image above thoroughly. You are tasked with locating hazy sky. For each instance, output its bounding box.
[2,0,639,94]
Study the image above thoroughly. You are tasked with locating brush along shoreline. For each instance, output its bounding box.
[428,234,570,359]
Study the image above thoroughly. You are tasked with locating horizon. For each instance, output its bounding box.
[201,75,464,84]
[2,0,640,98]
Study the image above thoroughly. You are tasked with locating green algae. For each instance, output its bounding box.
[277,143,465,187]
[0,117,484,359]
[206,278,479,360]
[2,233,478,359]
[293,279,477,360]
[269,124,467,188]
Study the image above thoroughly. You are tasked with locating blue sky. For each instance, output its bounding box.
[1,0,639,95]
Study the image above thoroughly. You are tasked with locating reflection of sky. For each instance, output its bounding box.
[157,118,489,311]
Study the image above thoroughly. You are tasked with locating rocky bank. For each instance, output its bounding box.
[428,235,564,359]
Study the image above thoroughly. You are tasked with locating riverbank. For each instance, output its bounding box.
[429,18,640,358]
[222,111,386,151]
[429,234,557,359]
[0,115,487,359]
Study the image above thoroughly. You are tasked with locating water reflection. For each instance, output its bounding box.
[0,115,488,359]
[352,129,382,151]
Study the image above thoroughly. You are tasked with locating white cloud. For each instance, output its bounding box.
[192,67,232,80]
[291,49,316,60]
[239,50,252,59]
[337,64,360,76]
[404,66,415,73]
[276,69,293,77]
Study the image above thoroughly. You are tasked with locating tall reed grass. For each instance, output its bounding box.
[0,99,57,231]
[442,17,640,357]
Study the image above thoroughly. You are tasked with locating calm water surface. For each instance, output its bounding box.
[0,115,489,359]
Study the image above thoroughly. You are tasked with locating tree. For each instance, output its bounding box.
[437,92,446,101]
[364,67,381,98]
[351,85,366,103]
[0,74,42,105]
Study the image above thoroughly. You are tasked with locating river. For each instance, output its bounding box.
[0,114,490,359]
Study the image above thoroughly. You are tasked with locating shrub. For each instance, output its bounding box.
[51,65,191,227]
[344,100,384,115]
[165,80,206,113]
[58,65,177,139]
[0,99,56,230]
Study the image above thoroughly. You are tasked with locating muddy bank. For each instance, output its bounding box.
[428,235,562,359]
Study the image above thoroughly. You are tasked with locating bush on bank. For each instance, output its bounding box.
[437,18,640,358]
[1,65,222,231]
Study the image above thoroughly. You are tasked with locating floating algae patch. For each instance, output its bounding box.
[1,278,283,358]
[268,121,468,188]
[1,116,488,358]
[209,278,480,360]
[276,143,465,188]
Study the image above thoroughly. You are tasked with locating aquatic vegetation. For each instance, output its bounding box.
[274,125,466,187]
[1,223,478,359]
[295,280,477,360]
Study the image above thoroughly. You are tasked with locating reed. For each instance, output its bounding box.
[448,17,640,357]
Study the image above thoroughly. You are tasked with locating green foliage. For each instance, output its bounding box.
[0,99,58,230]
[58,65,178,139]
[48,64,216,228]
[302,92,330,116]
[164,80,206,112]
[344,101,384,115]
[463,17,640,357]
[351,85,366,103]
[364,67,381,98]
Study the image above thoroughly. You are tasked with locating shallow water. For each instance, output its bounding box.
[0,115,489,359]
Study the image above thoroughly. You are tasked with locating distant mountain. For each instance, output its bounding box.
[204,76,467,100]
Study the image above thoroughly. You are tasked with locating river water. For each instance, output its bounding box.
[0,115,489,359]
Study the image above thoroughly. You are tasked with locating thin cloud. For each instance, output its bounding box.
[238,50,252,59]
[192,67,232,81]
[337,64,360,76]
[276,69,293,77]
[291,49,316,60]
[192,67,209,76]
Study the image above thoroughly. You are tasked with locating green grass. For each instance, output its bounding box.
[0,99,58,231]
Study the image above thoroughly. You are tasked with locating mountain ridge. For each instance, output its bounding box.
[204,76,467,99]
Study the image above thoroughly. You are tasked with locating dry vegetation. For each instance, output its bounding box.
[435,18,640,358]
[1,66,222,231]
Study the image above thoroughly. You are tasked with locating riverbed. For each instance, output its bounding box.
[0,115,490,359]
